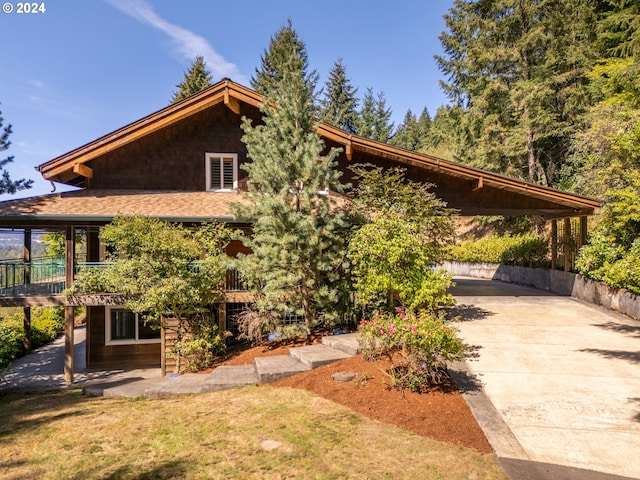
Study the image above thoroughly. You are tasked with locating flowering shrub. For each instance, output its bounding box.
[358,308,465,392]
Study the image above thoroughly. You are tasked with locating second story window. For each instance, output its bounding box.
[206,153,237,191]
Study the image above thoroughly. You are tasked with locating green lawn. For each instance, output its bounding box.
[0,387,508,479]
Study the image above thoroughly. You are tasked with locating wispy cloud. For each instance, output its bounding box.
[29,80,45,89]
[104,0,248,84]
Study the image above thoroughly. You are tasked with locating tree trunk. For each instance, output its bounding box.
[526,129,536,184]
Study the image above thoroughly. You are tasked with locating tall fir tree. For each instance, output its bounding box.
[355,87,394,142]
[436,0,597,186]
[170,56,213,104]
[319,58,359,133]
[391,107,431,151]
[0,105,32,194]
[251,19,312,98]
[236,22,349,335]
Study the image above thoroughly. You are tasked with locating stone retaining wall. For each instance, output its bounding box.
[441,260,640,321]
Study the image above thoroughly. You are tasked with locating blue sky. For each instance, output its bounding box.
[1,0,454,199]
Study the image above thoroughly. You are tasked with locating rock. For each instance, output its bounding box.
[261,439,293,452]
[332,371,357,382]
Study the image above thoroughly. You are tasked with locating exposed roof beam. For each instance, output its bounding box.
[73,163,93,179]
[224,90,241,114]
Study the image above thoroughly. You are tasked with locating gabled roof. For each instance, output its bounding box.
[36,79,601,219]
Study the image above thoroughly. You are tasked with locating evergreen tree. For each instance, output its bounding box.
[170,56,213,104]
[355,88,394,142]
[237,23,349,335]
[391,107,431,151]
[436,0,597,186]
[251,19,313,98]
[596,0,640,58]
[319,58,359,133]
[422,105,471,160]
[0,105,32,194]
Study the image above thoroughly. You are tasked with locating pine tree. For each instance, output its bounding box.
[236,22,349,335]
[0,105,32,194]
[319,58,358,133]
[355,88,394,142]
[170,56,213,104]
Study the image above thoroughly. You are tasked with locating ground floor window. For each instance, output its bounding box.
[105,307,161,345]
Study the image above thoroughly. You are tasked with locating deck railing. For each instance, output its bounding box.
[0,257,247,297]
[0,256,66,296]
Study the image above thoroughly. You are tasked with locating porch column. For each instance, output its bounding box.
[86,228,100,262]
[23,228,31,284]
[579,216,588,250]
[550,219,558,270]
[23,228,32,352]
[64,226,75,384]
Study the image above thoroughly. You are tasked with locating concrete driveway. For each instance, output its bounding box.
[450,277,640,479]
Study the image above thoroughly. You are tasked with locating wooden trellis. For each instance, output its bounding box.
[550,217,588,272]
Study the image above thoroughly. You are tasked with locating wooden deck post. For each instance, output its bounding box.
[23,228,32,352]
[579,216,588,250]
[563,218,572,272]
[64,226,75,384]
[23,307,31,353]
[23,228,31,284]
[64,306,74,384]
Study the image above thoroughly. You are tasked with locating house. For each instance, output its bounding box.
[0,79,602,380]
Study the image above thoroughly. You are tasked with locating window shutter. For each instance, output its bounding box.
[222,157,234,189]
[210,157,221,190]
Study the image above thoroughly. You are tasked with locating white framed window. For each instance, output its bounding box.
[105,307,161,346]
[205,153,238,191]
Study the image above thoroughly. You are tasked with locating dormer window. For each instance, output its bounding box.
[206,153,238,191]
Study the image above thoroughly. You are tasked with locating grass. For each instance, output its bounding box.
[0,387,508,480]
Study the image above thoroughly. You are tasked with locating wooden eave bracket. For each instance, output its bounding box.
[72,163,93,179]
[224,90,241,114]
[345,141,353,161]
[472,176,483,191]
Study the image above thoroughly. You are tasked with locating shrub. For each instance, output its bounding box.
[173,314,227,373]
[0,307,65,373]
[358,308,465,392]
[31,307,64,348]
[445,233,549,268]
[0,315,25,372]
[577,235,640,295]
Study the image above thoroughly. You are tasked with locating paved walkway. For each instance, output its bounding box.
[0,326,161,393]
[449,277,640,480]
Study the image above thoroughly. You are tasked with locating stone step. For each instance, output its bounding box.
[288,344,353,369]
[202,365,259,392]
[84,376,167,398]
[145,374,206,397]
[254,355,310,383]
[321,333,360,356]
